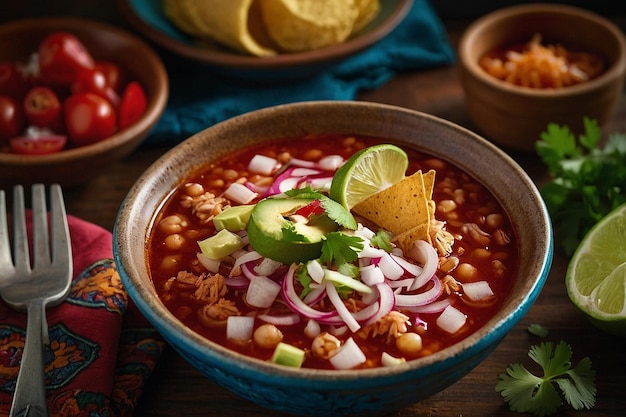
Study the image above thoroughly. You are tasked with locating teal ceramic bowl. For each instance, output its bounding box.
[113,101,552,416]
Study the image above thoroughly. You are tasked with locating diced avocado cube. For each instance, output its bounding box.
[213,205,255,231]
[198,229,245,259]
[270,342,305,368]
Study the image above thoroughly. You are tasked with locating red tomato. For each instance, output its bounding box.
[0,62,29,97]
[10,134,67,155]
[119,81,148,129]
[23,86,62,128]
[71,67,120,106]
[38,32,95,86]
[64,93,117,146]
[95,61,126,94]
[0,96,25,143]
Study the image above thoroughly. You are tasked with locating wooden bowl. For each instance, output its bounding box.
[0,17,168,188]
[458,3,626,152]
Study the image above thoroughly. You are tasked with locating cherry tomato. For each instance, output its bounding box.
[119,81,148,129]
[64,92,116,146]
[0,96,25,143]
[10,133,67,155]
[95,61,126,94]
[0,62,29,97]
[38,32,95,86]
[23,86,62,129]
[71,67,120,106]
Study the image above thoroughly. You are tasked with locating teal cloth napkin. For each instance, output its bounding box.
[146,0,455,146]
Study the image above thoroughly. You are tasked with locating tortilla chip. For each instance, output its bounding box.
[165,0,277,57]
[259,0,358,52]
[352,170,431,236]
[353,0,381,33]
[393,223,432,253]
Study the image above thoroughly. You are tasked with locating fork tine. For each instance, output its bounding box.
[49,184,71,269]
[11,185,31,275]
[31,184,51,270]
[0,189,12,277]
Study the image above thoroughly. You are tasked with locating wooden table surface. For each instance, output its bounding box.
[3,3,626,417]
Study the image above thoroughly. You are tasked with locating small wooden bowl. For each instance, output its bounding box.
[458,3,626,152]
[0,17,168,188]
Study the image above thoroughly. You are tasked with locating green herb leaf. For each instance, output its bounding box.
[370,229,393,252]
[281,222,306,242]
[320,232,364,267]
[496,341,596,416]
[527,323,549,338]
[535,117,626,255]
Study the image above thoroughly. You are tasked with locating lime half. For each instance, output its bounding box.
[329,144,408,209]
[566,202,626,336]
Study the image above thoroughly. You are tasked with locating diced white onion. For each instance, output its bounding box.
[436,305,467,334]
[258,313,300,326]
[360,264,385,286]
[226,316,255,341]
[329,337,366,370]
[248,154,279,175]
[224,182,258,204]
[245,276,281,308]
[304,319,321,338]
[254,257,283,276]
[317,155,344,171]
[462,281,494,301]
[196,252,220,273]
[378,252,405,280]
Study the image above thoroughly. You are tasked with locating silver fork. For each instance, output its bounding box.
[0,184,73,417]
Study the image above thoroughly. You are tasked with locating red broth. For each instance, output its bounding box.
[147,134,518,369]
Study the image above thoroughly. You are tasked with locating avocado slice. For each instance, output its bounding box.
[247,197,338,265]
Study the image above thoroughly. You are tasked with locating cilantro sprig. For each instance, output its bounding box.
[536,117,626,255]
[284,187,357,229]
[496,341,596,416]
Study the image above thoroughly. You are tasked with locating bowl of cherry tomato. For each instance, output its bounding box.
[0,17,168,187]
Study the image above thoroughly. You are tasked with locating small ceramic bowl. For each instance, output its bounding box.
[113,101,553,416]
[0,17,168,188]
[458,3,626,152]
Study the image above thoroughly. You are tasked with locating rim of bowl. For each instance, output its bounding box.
[458,3,626,98]
[0,17,169,166]
[117,0,414,70]
[114,101,553,381]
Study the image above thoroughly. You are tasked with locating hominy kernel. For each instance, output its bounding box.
[455,262,478,282]
[472,248,491,260]
[303,148,323,160]
[223,169,239,180]
[159,215,187,234]
[438,199,457,213]
[485,213,505,229]
[440,256,459,273]
[396,332,423,356]
[277,152,291,163]
[453,189,465,205]
[164,234,185,250]
[253,324,284,350]
[161,255,182,272]
[184,182,205,197]
[207,179,225,188]
[342,136,356,147]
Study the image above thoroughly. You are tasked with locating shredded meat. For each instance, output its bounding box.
[180,191,231,224]
[357,311,410,343]
[197,299,240,328]
[192,273,228,304]
[441,274,462,295]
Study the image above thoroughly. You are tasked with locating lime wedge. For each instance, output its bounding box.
[329,144,408,209]
[566,202,626,336]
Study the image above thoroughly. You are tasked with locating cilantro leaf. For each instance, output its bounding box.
[536,117,626,255]
[370,229,393,252]
[496,341,596,417]
[320,232,364,267]
[281,222,306,242]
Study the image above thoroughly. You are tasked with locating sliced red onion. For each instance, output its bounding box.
[241,263,259,280]
[224,182,258,204]
[405,297,452,314]
[232,250,263,272]
[254,257,283,276]
[462,281,494,301]
[306,176,333,191]
[282,265,338,321]
[306,259,325,283]
[358,245,386,259]
[288,158,317,168]
[390,253,422,277]
[265,167,296,196]
[354,224,375,240]
[258,313,301,326]
[360,264,385,286]
[364,283,396,326]
[395,277,442,307]
[436,305,467,334]
[378,252,405,280]
[248,154,279,175]
[226,316,255,341]
[302,283,326,305]
[329,337,366,370]
[408,240,439,291]
[245,275,281,308]
[325,281,361,332]
[224,276,250,289]
[386,278,415,289]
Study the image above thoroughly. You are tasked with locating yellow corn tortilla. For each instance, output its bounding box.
[259,0,358,52]
[164,0,277,57]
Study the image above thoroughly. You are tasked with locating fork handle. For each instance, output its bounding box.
[10,302,48,417]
